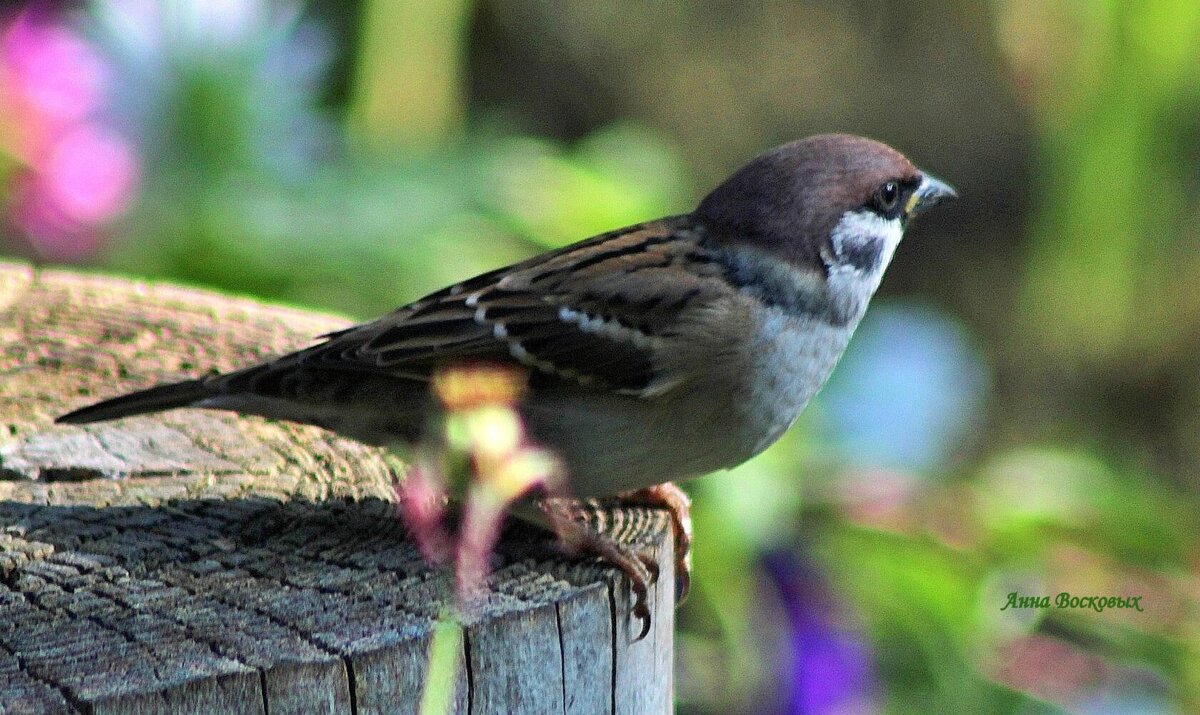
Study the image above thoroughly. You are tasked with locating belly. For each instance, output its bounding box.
[521,388,750,496]
[521,310,855,497]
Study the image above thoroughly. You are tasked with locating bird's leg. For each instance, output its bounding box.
[614,482,693,603]
[535,497,660,641]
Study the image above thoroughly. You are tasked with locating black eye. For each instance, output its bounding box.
[873,181,901,213]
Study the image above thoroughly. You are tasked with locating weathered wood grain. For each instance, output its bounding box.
[0,261,674,714]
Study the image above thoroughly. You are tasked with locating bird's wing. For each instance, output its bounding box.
[233,217,731,398]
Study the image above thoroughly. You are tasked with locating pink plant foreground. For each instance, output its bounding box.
[395,364,564,608]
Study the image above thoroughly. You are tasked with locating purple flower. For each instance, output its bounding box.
[762,551,879,715]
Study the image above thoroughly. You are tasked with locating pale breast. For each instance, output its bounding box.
[736,306,857,456]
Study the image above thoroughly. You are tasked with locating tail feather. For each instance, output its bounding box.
[56,379,212,425]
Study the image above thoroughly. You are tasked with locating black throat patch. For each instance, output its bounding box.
[839,237,883,273]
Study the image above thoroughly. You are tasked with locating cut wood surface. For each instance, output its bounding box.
[0,261,674,715]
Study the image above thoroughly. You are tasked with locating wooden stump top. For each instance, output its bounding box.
[0,262,674,715]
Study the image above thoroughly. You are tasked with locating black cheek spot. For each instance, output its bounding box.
[842,239,883,273]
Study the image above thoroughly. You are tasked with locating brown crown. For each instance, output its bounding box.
[695,134,920,270]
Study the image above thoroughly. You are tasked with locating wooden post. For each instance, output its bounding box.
[0,262,674,714]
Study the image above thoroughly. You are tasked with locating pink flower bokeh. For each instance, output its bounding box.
[1,8,139,261]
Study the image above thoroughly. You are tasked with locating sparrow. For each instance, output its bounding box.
[58,134,955,632]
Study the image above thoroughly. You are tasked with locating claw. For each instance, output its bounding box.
[630,551,658,641]
[617,483,692,603]
[675,568,690,603]
[539,497,660,641]
[639,551,660,585]
[632,596,652,641]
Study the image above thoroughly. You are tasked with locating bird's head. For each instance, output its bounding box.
[695,134,956,299]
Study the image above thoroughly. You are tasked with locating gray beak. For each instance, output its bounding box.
[909,174,958,216]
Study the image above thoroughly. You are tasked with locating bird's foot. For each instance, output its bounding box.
[616,482,693,603]
[539,497,661,640]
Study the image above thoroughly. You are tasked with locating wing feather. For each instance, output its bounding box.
[232,216,732,398]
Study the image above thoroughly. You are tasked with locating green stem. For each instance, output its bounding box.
[419,616,464,715]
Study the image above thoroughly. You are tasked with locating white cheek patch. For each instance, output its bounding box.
[829,210,903,276]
